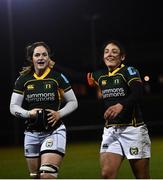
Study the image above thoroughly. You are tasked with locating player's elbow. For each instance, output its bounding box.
[10,103,15,116]
[73,99,78,111]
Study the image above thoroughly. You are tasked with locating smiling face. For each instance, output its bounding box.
[32,45,50,75]
[103,43,125,71]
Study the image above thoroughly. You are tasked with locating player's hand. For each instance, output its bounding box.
[46,109,60,127]
[104,103,123,120]
[29,108,42,118]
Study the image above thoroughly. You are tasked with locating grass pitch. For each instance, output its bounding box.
[0,136,162,179]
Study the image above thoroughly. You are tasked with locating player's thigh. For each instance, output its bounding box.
[100,152,123,172]
[129,158,150,178]
[26,157,40,173]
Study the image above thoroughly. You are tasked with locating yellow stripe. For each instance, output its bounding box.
[33,67,51,80]
[64,86,71,92]
[108,64,125,76]
[13,89,23,94]
[128,77,141,85]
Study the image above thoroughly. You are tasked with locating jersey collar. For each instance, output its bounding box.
[33,67,51,80]
[108,64,125,76]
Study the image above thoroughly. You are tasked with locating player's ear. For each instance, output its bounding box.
[121,55,125,61]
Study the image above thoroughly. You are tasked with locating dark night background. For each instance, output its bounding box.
[0,0,163,145]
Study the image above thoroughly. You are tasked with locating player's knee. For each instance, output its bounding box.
[29,172,39,179]
[101,168,109,179]
[39,164,59,179]
[101,167,116,179]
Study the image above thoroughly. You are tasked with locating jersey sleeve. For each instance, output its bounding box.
[119,66,144,107]
[124,66,142,86]
[13,76,25,95]
[58,73,72,92]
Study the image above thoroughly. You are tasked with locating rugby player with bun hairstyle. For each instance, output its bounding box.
[87,40,151,179]
[10,41,78,179]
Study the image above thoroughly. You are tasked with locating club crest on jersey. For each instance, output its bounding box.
[46,138,53,147]
[102,80,107,86]
[114,79,120,84]
[130,147,139,155]
[45,83,51,89]
[27,84,34,90]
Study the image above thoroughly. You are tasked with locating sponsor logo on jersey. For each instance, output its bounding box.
[27,84,34,90]
[102,88,125,98]
[130,147,139,155]
[102,80,107,86]
[26,92,55,102]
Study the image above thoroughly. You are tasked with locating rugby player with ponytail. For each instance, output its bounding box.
[10,42,78,179]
